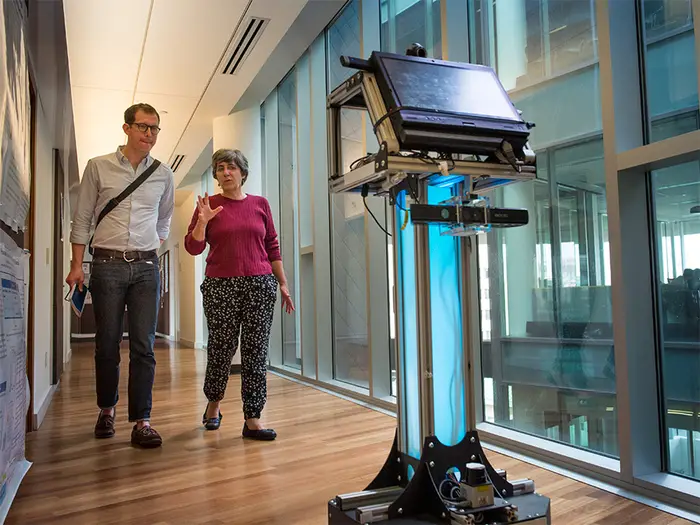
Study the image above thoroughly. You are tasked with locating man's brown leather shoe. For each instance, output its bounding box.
[130,425,162,448]
[94,410,115,439]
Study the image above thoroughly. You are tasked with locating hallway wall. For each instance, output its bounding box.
[162,185,205,349]
[25,0,79,426]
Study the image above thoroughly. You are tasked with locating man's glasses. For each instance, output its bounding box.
[130,122,161,135]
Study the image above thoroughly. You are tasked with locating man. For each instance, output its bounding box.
[66,103,174,447]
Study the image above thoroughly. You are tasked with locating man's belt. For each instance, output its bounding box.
[92,248,157,262]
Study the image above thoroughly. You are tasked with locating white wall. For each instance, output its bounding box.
[63,163,72,368]
[213,107,263,195]
[27,0,80,428]
[170,185,206,349]
[31,111,56,417]
[31,99,74,426]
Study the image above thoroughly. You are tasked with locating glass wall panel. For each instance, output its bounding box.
[327,1,370,388]
[278,71,301,369]
[469,0,598,91]
[473,0,617,457]
[261,93,284,367]
[641,0,699,142]
[310,32,334,382]
[381,0,442,58]
[652,160,700,480]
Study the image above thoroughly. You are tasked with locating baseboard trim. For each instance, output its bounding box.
[179,338,196,348]
[71,333,129,342]
[267,367,397,416]
[33,383,57,430]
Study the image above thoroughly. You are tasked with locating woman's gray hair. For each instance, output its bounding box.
[212,148,249,185]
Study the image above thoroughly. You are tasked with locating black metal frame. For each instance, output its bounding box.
[328,429,551,524]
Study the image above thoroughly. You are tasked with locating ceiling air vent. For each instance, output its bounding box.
[221,16,269,75]
[171,155,186,172]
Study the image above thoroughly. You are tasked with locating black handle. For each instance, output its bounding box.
[340,55,372,72]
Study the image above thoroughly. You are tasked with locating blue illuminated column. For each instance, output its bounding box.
[393,180,468,460]
[427,185,466,447]
[394,190,421,459]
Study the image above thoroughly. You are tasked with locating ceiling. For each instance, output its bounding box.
[63,0,337,189]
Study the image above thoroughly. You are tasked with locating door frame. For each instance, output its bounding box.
[52,148,64,384]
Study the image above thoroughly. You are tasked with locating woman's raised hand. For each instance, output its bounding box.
[197,193,223,224]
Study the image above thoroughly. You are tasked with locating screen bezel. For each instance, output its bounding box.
[370,51,524,124]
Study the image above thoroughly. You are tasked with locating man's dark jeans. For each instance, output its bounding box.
[90,254,160,422]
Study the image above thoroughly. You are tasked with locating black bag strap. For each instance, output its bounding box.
[88,159,161,254]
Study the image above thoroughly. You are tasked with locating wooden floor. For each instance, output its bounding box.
[5,342,694,525]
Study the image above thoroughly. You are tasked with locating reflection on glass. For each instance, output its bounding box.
[474,0,616,457]
[558,186,583,287]
[278,72,301,369]
[380,0,442,58]
[481,178,617,456]
[653,161,700,480]
[545,0,597,75]
[471,0,597,91]
[644,0,693,41]
[642,0,698,142]
[327,1,370,388]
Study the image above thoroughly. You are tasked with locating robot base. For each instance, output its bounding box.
[329,493,550,524]
[327,430,551,525]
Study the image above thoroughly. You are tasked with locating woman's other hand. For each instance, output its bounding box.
[280,284,295,314]
[197,193,223,224]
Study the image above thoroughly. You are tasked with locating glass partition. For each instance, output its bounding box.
[652,160,700,480]
[380,0,442,58]
[327,0,370,388]
[641,0,698,143]
[278,71,301,369]
[473,0,617,457]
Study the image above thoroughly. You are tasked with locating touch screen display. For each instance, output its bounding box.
[381,57,522,122]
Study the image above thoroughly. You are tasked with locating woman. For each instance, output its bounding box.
[184,148,294,441]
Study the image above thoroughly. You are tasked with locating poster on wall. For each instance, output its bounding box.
[0,228,31,524]
[0,0,31,233]
[0,0,32,521]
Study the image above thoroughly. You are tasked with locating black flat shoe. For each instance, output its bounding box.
[242,422,276,441]
[202,405,223,431]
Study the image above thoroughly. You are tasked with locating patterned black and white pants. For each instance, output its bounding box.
[201,274,277,420]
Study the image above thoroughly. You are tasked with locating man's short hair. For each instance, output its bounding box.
[212,149,249,185]
[124,103,160,125]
